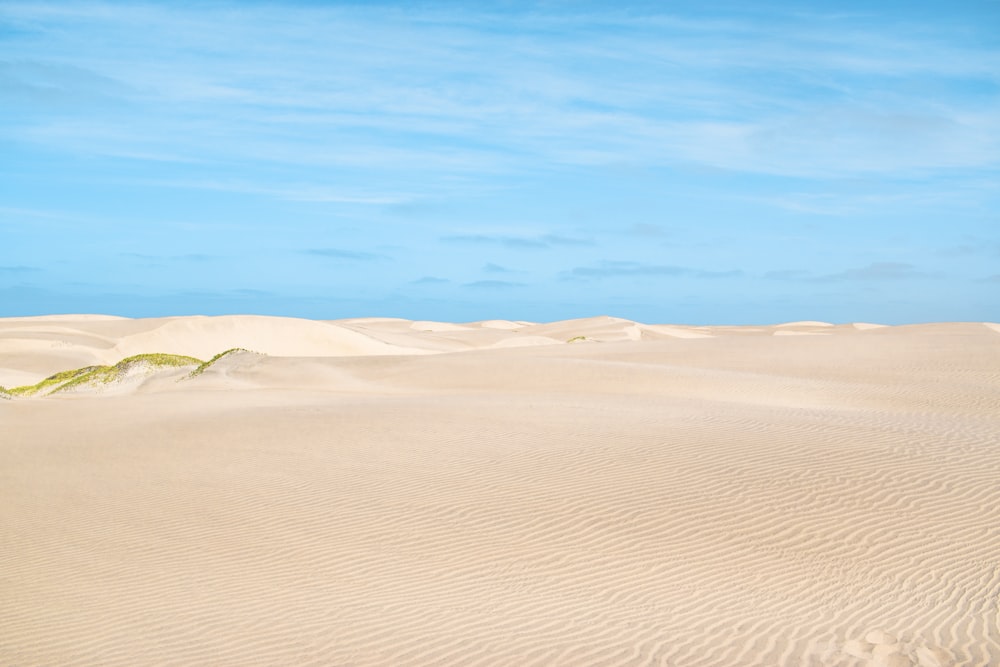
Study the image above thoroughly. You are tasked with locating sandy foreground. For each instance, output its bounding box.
[1,314,999,666]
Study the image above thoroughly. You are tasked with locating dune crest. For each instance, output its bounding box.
[474,319,524,330]
[409,320,470,332]
[111,315,430,360]
[774,320,835,327]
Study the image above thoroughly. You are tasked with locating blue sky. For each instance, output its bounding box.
[2,1,998,324]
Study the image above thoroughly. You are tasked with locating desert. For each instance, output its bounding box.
[2,314,998,666]
[6,0,998,664]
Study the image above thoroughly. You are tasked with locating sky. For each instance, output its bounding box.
[2,1,999,324]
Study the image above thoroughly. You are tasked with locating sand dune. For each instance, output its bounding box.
[774,320,835,327]
[2,315,999,665]
[0,315,431,387]
[111,314,432,360]
[475,319,526,330]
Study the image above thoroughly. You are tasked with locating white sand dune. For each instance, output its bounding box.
[111,314,432,360]
[410,320,472,332]
[489,334,563,349]
[0,313,128,322]
[474,319,525,330]
[773,329,832,336]
[641,324,714,339]
[774,320,836,327]
[2,315,999,666]
[0,315,432,386]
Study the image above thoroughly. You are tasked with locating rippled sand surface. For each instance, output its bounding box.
[2,315,999,666]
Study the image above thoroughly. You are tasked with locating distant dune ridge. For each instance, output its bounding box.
[2,315,999,665]
[4,313,967,390]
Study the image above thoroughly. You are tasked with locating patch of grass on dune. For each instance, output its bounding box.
[119,353,203,370]
[6,350,263,397]
[188,348,252,378]
[59,353,203,393]
[6,366,103,397]
[7,353,204,397]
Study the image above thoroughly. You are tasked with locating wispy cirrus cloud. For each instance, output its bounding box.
[411,276,449,285]
[0,59,132,109]
[623,223,670,238]
[483,262,515,274]
[302,248,383,261]
[464,279,524,289]
[815,262,932,282]
[5,1,996,183]
[443,234,547,249]
[573,263,687,278]
[442,233,592,249]
[764,269,811,281]
[123,252,215,262]
[765,263,937,283]
[811,262,935,282]
[139,179,416,205]
[568,261,742,280]
[934,238,1000,258]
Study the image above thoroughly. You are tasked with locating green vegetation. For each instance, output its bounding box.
[187,348,252,378]
[6,366,101,397]
[4,349,264,398]
[6,353,203,397]
[567,336,588,343]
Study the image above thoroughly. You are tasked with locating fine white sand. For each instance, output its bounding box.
[2,315,999,666]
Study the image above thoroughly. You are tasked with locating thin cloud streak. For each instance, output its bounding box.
[123,253,216,262]
[443,234,548,249]
[464,280,524,289]
[411,276,449,285]
[814,262,933,282]
[764,263,937,283]
[483,263,515,274]
[442,233,592,249]
[302,248,383,261]
[140,179,415,205]
[568,261,743,280]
